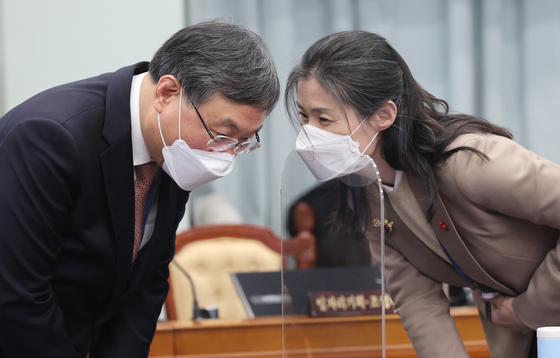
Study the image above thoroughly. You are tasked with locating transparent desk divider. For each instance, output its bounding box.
[280,150,388,357]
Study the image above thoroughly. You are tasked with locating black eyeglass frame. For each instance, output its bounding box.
[190,100,261,155]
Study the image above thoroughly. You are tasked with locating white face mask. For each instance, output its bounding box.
[295,121,379,187]
[158,89,236,191]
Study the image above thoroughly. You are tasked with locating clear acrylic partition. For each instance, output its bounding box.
[280,149,388,357]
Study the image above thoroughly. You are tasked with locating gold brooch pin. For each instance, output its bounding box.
[373,218,394,233]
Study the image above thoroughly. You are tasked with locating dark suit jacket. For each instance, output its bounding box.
[0,63,190,358]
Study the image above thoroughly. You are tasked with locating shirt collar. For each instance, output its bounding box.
[130,71,152,166]
[382,170,402,192]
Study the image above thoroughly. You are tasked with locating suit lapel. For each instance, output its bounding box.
[407,174,516,296]
[131,172,180,270]
[383,174,448,258]
[383,196,470,288]
[367,182,465,286]
[101,141,134,292]
[126,172,190,293]
[100,63,149,298]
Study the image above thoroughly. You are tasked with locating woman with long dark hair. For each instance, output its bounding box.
[285,30,558,358]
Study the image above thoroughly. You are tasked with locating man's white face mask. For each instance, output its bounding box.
[295,120,379,187]
[158,88,236,191]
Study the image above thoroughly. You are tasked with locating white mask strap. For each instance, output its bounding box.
[157,112,166,147]
[178,87,182,141]
[350,118,366,137]
[350,118,380,155]
[361,130,379,155]
[157,87,183,148]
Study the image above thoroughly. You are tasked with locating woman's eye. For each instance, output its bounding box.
[299,112,309,123]
[319,117,331,123]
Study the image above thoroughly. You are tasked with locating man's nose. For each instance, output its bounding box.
[224,146,237,156]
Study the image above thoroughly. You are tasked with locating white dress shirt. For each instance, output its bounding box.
[130,72,160,251]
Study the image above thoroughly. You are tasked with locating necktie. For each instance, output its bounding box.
[133,162,158,262]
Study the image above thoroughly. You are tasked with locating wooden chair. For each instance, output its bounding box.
[166,217,316,321]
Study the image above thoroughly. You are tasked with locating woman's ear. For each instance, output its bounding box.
[153,75,180,113]
[375,100,397,131]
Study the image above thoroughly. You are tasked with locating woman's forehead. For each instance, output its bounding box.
[297,79,339,110]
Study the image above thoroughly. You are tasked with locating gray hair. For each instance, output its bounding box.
[149,19,280,114]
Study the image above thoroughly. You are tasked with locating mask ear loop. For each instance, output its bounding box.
[157,86,183,148]
[178,87,182,142]
[157,113,167,147]
[361,130,379,155]
[349,118,367,136]
[350,118,380,155]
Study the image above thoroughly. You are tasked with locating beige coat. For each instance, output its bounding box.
[367,133,560,358]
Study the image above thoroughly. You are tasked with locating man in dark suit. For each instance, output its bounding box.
[0,20,279,358]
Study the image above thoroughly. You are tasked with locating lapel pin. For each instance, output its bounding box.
[374,218,394,234]
[438,221,448,230]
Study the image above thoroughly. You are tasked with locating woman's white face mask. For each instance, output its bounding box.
[295,121,379,187]
[158,88,236,191]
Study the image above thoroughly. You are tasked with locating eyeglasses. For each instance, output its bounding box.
[191,101,261,155]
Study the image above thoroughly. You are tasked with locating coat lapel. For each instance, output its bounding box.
[126,172,190,295]
[382,196,471,288]
[100,63,149,298]
[100,141,134,293]
[383,174,449,259]
[131,172,183,271]
[407,174,516,296]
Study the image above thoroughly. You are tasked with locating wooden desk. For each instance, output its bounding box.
[150,306,489,358]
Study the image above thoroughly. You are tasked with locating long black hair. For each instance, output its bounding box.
[285,30,512,239]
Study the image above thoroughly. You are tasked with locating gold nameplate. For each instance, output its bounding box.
[309,290,394,317]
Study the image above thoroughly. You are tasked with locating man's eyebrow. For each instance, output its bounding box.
[220,118,262,134]
[218,118,240,131]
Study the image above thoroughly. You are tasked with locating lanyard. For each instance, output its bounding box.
[437,237,476,286]
[437,237,496,294]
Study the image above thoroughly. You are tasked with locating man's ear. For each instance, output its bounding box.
[375,100,397,131]
[153,75,180,113]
